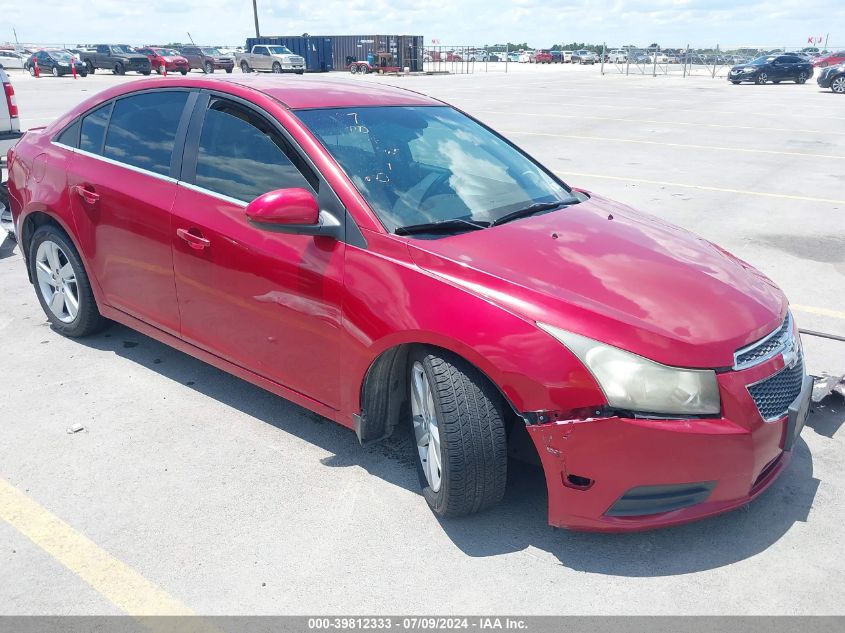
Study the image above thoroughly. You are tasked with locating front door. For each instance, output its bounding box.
[64,90,192,335]
[171,95,346,408]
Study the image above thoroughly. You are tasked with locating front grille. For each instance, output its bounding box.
[734,313,792,370]
[747,356,805,421]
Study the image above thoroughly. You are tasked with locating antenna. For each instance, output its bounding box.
[187,32,195,45]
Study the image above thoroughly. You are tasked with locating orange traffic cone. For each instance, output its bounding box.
[71,59,77,79]
[34,57,40,78]
[163,63,167,77]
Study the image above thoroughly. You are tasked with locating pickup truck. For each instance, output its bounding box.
[236,45,305,74]
[81,45,151,75]
[179,46,234,73]
[1,67,21,236]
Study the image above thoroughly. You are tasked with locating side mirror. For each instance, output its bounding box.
[246,188,342,240]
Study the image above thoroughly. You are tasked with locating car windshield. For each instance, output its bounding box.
[268,46,294,55]
[750,56,776,65]
[111,45,136,55]
[201,48,222,56]
[157,49,180,56]
[296,106,578,233]
[50,51,74,62]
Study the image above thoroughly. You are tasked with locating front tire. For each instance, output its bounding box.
[240,61,251,73]
[272,62,282,73]
[113,62,125,75]
[796,71,807,84]
[225,67,233,73]
[204,62,214,74]
[832,76,845,94]
[29,225,106,338]
[409,349,507,517]
[86,60,95,74]
[180,69,188,75]
[755,72,767,84]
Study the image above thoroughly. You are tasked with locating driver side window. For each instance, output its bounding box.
[194,98,318,203]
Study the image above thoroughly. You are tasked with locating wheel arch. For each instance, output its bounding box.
[355,338,522,445]
[18,209,102,307]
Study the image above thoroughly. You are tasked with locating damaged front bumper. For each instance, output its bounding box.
[524,358,812,532]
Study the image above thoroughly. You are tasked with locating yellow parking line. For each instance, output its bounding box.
[552,170,845,206]
[0,477,193,616]
[475,109,845,136]
[792,304,845,321]
[501,129,845,160]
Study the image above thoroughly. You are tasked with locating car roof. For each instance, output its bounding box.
[60,75,443,113]
[202,75,442,109]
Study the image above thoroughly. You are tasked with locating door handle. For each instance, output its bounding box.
[72,184,100,205]
[176,227,211,250]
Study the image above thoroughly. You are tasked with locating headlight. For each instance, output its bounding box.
[537,323,721,416]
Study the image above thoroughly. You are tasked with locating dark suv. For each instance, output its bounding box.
[179,46,234,73]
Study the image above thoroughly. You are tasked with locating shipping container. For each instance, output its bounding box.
[246,35,424,72]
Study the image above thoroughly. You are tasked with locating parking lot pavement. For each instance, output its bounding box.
[2,64,844,616]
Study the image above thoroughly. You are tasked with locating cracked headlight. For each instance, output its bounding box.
[537,323,721,416]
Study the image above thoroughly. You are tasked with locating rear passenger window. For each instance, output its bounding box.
[80,102,113,154]
[56,119,81,148]
[103,91,189,176]
[194,99,318,202]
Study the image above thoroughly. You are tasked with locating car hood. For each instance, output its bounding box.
[406,195,786,369]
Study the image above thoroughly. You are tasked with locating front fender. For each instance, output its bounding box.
[339,232,604,419]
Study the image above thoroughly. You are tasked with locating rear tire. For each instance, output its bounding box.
[796,71,807,84]
[28,225,106,338]
[755,72,767,84]
[240,61,251,73]
[204,62,214,74]
[86,60,95,74]
[408,348,508,518]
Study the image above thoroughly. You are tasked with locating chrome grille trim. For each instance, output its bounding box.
[733,312,793,371]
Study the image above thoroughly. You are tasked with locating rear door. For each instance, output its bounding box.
[62,89,195,335]
[170,93,346,407]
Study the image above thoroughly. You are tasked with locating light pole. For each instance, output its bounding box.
[252,0,260,38]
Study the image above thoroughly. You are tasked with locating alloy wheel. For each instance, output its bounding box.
[797,72,807,84]
[757,72,767,84]
[832,77,845,93]
[35,240,79,323]
[411,361,443,492]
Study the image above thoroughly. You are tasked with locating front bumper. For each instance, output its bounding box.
[526,353,811,532]
[728,71,756,82]
[212,60,234,70]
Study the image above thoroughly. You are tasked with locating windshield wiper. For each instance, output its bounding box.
[490,201,571,227]
[395,218,490,236]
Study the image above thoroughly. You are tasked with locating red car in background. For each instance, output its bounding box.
[533,50,554,63]
[813,51,845,68]
[136,47,190,75]
[5,76,812,532]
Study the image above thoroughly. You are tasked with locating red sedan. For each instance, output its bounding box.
[5,76,812,531]
[136,47,190,75]
[813,51,845,68]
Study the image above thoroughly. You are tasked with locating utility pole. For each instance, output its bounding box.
[252,0,261,38]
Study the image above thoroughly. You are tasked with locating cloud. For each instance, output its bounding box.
[2,0,843,48]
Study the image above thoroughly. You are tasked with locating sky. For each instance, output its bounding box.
[1,0,843,49]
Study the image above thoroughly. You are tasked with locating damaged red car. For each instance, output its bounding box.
[6,76,812,531]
